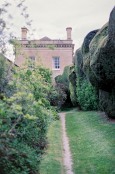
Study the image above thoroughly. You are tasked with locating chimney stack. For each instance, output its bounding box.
[21,27,28,40]
[66,27,72,40]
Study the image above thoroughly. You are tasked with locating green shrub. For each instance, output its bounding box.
[0,62,57,174]
[77,77,98,110]
[0,54,12,94]
[48,83,67,109]
[69,82,77,106]
[55,66,70,88]
[55,66,72,108]
[69,66,77,106]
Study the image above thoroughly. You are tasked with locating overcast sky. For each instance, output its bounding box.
[1,0,115,53]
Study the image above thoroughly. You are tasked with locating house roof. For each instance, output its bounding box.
[39,36,51,41]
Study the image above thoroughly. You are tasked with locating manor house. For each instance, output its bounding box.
[15,27,74,80]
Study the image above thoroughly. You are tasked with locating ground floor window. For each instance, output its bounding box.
[28,56,35,68]
[29,56,35,61]
[53,57,60,69]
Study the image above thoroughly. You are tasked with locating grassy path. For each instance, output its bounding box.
[39,120,65,174]
[39,110,115,174]
[66,111,115,174]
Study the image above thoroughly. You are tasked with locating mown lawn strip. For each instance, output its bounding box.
[66,111,115,174]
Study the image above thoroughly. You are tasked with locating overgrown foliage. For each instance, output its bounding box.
[0,1,58,173]
[0,58,57,174]
[69,66,77,106]
[54,66,72,108]
[48,83,67,109]
[0,54,13,94]
[76,77,98,110]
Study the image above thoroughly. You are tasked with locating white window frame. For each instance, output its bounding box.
[52,57,60,70]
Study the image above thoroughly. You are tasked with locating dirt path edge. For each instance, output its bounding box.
[59,112,74,174]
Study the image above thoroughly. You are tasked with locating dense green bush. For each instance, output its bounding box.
[55,66,72,108]
[0,54,13,94]
[69,82,77,106]
[69,66,77,106]
[76,77,98,110]
[55,66,70,87]
[48,83,67,109]
[0,60,57,174]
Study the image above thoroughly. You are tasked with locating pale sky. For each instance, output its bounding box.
[0,0,115,58]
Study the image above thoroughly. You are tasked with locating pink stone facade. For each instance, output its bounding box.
[15,27,74,80]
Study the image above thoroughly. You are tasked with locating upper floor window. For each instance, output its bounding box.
[53,57,60,69]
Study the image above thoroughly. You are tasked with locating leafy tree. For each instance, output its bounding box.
[0,2,58,173]
[0,62,57,174]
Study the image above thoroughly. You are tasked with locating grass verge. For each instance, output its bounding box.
[39,120,65,174]
[66,111,115,174]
